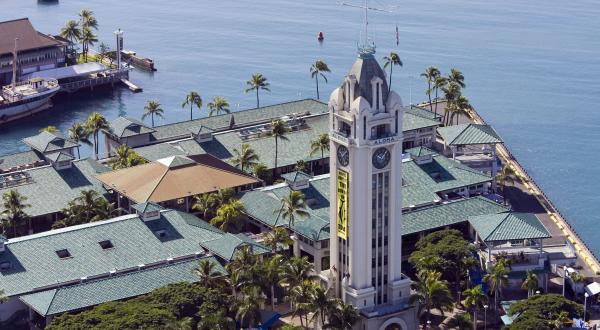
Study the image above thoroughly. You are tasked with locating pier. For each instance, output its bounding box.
[120,78,142,92]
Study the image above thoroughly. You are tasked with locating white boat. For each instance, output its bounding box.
[0,38,60,124]
[0,78,60,123]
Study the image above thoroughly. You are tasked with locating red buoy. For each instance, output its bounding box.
[317,31,324,41]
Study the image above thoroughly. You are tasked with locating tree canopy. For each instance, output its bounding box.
[507,294,583,330]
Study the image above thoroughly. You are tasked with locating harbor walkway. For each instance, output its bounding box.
[427,100,600,279]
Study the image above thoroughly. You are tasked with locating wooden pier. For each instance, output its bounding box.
[120,78,142,93]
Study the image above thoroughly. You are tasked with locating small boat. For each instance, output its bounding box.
[317,31,324,41]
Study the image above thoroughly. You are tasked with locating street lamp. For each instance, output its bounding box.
[535,290,541,295]
[426,320,431,329]
[484,304,488,330]
[584,292,589,321]
[562,265,568,296]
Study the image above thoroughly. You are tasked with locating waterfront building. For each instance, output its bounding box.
[95,154,260,212]
[0,158,109,234]
[0,18,67,85]
[0,205,268,327]
[437,123,504,177]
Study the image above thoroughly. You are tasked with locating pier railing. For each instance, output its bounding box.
[468,108,600,274]
[60,70,128,93]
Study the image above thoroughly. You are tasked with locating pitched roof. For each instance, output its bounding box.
[19,257,225,316]
[281,171,312,183]
[109,117,155,138]
[346,54,389,106]
[131,202,163,214]
[403,197,509,235]
[468,212,551,242]
[438,123,503,146]
[0,159,109,217]
[0,18,62,56]
[0,150,44,171]
[96,154,260,203]
[406,146,436,158]
[22,131,78,153]
[188,125,214,135]
[46,151,74,163]
[200,233,270,261]
[405,105,442,120]
[0,209,253,297]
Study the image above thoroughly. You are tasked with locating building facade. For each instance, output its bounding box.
[328,45,416,329]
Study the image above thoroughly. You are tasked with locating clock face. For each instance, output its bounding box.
[372,148,391,169]
[337,145,350,167]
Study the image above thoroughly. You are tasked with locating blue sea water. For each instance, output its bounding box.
[1,0,600,253]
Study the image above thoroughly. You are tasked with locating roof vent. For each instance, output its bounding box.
[281,171,311,191]
[166,257,173,264]
[131,202,163,221]
[99,240,114,250]
[189,125,215,143]
[80,276,87,283]
[56,249,72,259]
[138,264,145,269]
[109,269,117,276]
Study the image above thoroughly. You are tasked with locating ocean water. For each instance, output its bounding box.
[1,0,600,253]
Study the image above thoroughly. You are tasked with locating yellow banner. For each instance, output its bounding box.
[336,170,349,239]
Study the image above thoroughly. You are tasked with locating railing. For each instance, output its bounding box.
[60,70,128,92]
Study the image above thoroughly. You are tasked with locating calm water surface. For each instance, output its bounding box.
[2,0,600,253]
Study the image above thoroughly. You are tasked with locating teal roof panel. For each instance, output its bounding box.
[438,124,503,146]
[468,212,551,242]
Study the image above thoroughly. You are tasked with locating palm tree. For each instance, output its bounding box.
[310,60,330,99]
[441,81,462,126]
[308,285,336,327]
[85,112,109,160]
[210,199,245,232]
[80,27,98,62]
[287,279,314,327]
[192,193,217,220]
[408,270,453,326]
[433,75,447,116]
[383,52,403,92]
[231,143,259,172]
[193,259,223,288]
[207,96,230,116]
[263,227,293,252]
[310,133,330,173]
[252,163,271,183]
[226,268,246,298]
[549,310,572,329]
[142,100,164,127]
[108,144,146,169]
[521,270,539,297]
[39,125,58,133]
[212,188,235,208]
[463,284,486,330]
[324,299,359,330]
[1,190,30,237]
[261,254,283,310]
[245,73,270,108]
[294,160,307,172]
[270,119,289,173]
[59,20,81,53]
[495,164,517,205]
[483,262,509,311]
[451,95,473,125]
[96,42,110,64]
[421,66,440,112]
[236,286,264,329]
[448,313,473,330]
[448,68,466,88]
[279,256,317,290]
[279,191,309,227]
[68,123,91,159]
[181,91,202,121]
[79,9,98,30]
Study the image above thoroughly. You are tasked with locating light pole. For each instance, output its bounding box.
[562,265,568,296]
[584,292,589,321]
[484,304,488,330]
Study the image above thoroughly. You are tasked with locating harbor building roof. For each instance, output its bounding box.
[133,109,441,169]
[96,154,260,203]
[21,62,108,81]
[438,123,503,146]
[468,212,551,242]
[403,197,509,235]
[0,150,44,172]
[0,159,109,217]
[20,257,224,317]
[110,116,156,138]
[22,131,79,154]
[0,208,266,298]
[0,18,63,56]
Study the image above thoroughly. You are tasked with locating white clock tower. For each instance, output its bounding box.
[328,44,416,330]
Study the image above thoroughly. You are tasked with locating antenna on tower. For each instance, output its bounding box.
[338,0,393,55]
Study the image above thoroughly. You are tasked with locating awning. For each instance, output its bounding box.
[22,62,108,80]
[586,282,600,296]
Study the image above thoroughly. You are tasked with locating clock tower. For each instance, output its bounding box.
[328,45,415,329]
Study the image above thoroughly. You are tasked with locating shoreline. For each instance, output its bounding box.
[467,106,600,277]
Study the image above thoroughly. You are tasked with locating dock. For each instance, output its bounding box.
[120,78,142,93]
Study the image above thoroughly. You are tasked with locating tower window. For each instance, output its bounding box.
[395,110,399,133]
[363,116,367,139]
[376,83,380,110]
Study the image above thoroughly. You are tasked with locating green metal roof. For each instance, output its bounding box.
[402,196,509,235]
[200,233,270,260]
[0,159,110,217]
[149,99,328,142]
[0,150,44,171]
[405,146,437,158]
[281,171,312,183]
[468,212,551,242]
[19,257,225,316]
[0,210,253,297]
[131,202,163,214]
[108,117,155,139]
[134,143,187,162]
[405,105,442,120]
[22,131,79,153]
[437,124,503,146]
[46,151,74,163]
